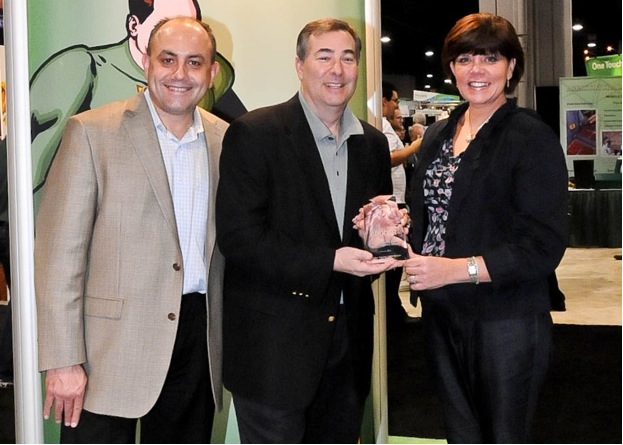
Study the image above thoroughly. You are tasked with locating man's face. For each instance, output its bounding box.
[382,90,399,119]
[389,108,403,131]
[295,30,358,116]
[133,0,198,59]
[143,18,219,121]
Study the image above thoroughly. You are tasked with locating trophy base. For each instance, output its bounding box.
[369,245,408,260]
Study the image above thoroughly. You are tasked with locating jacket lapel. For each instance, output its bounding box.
[201,111,228,265]
[443,101,514,228]
[122,94,178,239]
[283,96,342,242]
[343,134,368,245]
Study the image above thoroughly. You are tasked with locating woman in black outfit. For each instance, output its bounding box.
[403,13,569,443]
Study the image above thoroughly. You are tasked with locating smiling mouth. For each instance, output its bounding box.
[468,81,489,88]
[325,82,345,89]
[166,85,192,92]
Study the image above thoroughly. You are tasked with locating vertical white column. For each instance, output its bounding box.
[4,0,44,442]
[364,2,389,443]
[365,0,383,129]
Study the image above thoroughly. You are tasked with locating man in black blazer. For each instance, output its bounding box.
[216,18,399,444]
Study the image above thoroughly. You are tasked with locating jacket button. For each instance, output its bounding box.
[173,263,181,271]
[328,315,336,322]
[168,313,176,321]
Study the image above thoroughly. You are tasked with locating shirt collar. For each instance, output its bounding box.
[298,90,363,145]
[144,90,204,142]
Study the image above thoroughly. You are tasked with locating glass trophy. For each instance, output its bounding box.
[362,196,408,259]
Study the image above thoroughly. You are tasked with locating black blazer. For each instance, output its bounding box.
[216,94,392,409]
[409,99,569,320]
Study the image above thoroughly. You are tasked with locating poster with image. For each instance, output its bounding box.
[565,109,597,155]
[559,76,622,175]
[601,130,622,157]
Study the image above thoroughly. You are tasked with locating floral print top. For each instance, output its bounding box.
[421,138,462,256]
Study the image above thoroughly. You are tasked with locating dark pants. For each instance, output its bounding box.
[423,306,552,443]
[385,202,412,325]
[232,305,366,444]
[0,221,12,381]
[385,267,408,323]
[61,293,214,444]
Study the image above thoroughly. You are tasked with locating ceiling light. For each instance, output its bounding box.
[380,36,391,43]
[426,74,433,78]
[425,51,434,57]
[572,24,583,31]
[444,79,452,84]
[424,84,431,89]
[587,42,596,48]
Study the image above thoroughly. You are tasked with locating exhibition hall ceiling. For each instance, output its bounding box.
[381,0,622,95]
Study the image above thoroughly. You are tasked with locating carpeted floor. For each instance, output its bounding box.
[387,321,622,444]
[2,323,621,444]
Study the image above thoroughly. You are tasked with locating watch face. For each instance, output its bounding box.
[467,257,478,284]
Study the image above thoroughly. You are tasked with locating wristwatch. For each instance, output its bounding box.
[467,256,479,284]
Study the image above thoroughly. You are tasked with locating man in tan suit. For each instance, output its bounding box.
[34,17,227,443]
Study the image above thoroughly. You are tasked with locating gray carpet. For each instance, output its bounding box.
[2,314,621,443]
[387,322,622,443]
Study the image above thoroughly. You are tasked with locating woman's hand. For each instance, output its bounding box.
[403,246,486,290]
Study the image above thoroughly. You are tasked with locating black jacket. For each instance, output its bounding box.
[409,99,569,319]
[216,94,392,409]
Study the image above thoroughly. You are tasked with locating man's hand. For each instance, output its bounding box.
[334,246,401,277]
[43,364,88,428]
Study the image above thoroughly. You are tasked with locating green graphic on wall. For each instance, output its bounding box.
[26,0,244,210]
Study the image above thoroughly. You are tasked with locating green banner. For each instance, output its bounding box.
[585,54,622,77]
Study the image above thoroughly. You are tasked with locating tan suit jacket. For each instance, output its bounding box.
[35,93,227,417]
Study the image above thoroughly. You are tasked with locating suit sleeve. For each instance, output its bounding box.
[483,119,569,283]
[35,117,97,371]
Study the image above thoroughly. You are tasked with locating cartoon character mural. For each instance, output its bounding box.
[27,0,246,206]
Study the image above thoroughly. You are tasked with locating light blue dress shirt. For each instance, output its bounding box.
[145,91,208,295]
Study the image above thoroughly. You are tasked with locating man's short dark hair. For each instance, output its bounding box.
[296,18,362,63]
[382,81,397,101]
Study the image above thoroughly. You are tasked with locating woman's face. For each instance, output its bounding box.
[450,53,515,107]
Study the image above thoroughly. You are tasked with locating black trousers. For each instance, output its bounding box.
[61,293,214,444]
[232,304,367,444]
[385,267,407,322]
[423,305,552,443]
[0,221,12,380]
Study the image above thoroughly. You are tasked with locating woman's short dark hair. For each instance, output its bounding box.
[441,13,524,94]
